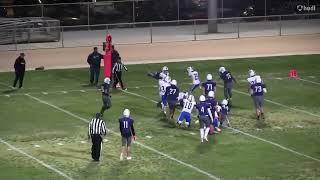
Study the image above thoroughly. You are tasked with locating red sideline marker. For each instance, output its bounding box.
[289,69,298,78]
[103,34,112,78]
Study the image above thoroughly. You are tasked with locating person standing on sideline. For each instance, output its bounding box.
[100,77,112,116]
[87,47,103,86]
[88,113,106,162]
[112,59,128,90]
[119,109,136,161]
[13,53,26,88]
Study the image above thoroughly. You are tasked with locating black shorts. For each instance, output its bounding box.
[253,96,263,108]
[168,100,178,110]
[121,136,132,146]
[199,115,210,128]
[102,95,111,107]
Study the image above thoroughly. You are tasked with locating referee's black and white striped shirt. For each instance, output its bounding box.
[88,118,106,135]
[112,62,128,73]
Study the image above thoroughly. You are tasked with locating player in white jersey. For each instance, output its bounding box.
[159,76,171,114]
[247,69,262,92]
[177,94,196,128]
[159,66,170,80]
[187,67,201,92]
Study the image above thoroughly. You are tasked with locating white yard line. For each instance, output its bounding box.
[121,90,320,163]
[0,82,14,89]
[0,138,73,180]
[25,94,220,180]
[0,85,158,97]
[296,77,320,86]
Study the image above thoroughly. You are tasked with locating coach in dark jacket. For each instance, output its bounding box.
[13,53,26,88]
[87,47,103,85]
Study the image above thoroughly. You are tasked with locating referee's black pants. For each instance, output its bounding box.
[13,70,25,88]
[113,71,124,89]
[91,134,102,161]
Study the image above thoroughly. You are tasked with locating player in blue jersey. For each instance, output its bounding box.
[165,79,180,119]
[219,67,236,105]
[205,91,221,133]
[250,77,267,120]
[201,74,216,97]
[100,77,112,116]
[119,109,136,161]
[219,99,230,127]
[177,94,196,128]
[195,95,213,142]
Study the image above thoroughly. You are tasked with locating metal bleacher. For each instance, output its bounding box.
[0,17,60,45]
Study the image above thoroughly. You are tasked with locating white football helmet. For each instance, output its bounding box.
[162,66,168,72]
[221,99,228,105]
[171,79,177,86]
[199,95,206,102]
[104,77,111,84]
[187,66,193,72]
[164,76,171,83]
[206,74,213,81]
[123,109,130,117]
[256,76,262,83]
[248,69,256,77]
[208,91,215,98]
[219,67,226,73]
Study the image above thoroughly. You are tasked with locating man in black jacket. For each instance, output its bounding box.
[13,53,26,88]
[87,47,104,86]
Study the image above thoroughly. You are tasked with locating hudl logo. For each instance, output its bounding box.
[297,5,316,11]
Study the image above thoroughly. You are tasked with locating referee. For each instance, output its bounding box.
[88,113,106,162]
[112,59,128,90]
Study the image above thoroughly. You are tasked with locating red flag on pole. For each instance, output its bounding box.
[104,34,112,78]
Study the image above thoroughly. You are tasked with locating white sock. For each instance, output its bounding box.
[205,127,210,139]
[200,128,204,140]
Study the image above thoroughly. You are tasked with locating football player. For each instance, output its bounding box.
[187,66,201,92]
[219,67,236,105]
[247,69,262,88]
[206,91,221,133]
[159,76,171,114]
[201,74,216,97]
[250,76,267,120]
[147,66,169,80]
[195,95,213,142]
[177,94,196,128]
[220,99,230,127]
[165,79,180,119]
[100,77,112,116]
[159,66,170,80]
[119,109,136,161]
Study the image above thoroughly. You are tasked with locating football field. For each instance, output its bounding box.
[0,54,320,180]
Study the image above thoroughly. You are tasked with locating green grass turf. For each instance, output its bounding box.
[0,54,320,180]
